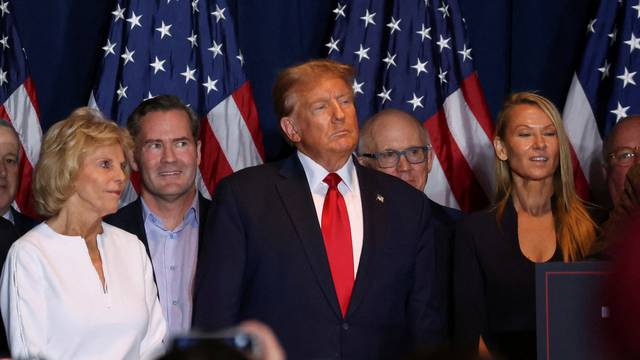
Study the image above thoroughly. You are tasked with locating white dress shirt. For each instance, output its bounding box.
[0,222,166,360]
[297,151,364,274]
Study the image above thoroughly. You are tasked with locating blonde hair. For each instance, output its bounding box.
[494,92,596,262]
[33,107,133,218]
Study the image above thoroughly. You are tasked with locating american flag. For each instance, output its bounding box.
[328,0,494,212]
[563,0,638,204]
[0,0,43,219]
[90,0,264,202]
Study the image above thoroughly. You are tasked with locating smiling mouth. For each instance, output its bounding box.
[159,171,182,176]
[529,156,548,162]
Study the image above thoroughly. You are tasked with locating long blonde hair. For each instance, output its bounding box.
[494,92,596,262]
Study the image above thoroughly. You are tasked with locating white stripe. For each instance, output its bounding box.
[4,84,42,166]
[562,74,607,202]
[206,96,262,172]
[119,180,138,207]
[425,155,461,210]
[88,92,98,110]
[442,89,495,197]
[196,170,212,200]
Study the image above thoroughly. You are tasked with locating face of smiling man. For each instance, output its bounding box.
[133,109,201,205]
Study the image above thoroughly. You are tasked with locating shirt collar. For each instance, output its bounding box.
[1,208,13,224]
[141,193,200,230]
[297,150,356,193]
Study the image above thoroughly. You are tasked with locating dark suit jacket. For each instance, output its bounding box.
[193,155,446,359]
[428,199,463,340]
[0,217,16,356]
[9,207,37,238]
[104,193,211,288]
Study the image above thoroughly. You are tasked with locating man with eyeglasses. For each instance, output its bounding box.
[358,108,462,338]
[358,109,461,218]
[603,115,640,206]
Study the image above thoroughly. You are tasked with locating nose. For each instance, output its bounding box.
[533,133,547,149]
[115,164,126,184]
[331,99,345,122]
[0,161,6,177]
[162,144,177,162]
[396,154,411,171]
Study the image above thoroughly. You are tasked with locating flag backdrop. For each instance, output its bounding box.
[91,0,264,202]
[0,0,43,219]
[328,0,494,212]
[563,0,639,204]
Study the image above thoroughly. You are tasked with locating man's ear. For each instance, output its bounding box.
[127,148,140,172]
[280,117,301,143]
[493,136,508,161]
[426,145,434,173]
[196,140,202,167]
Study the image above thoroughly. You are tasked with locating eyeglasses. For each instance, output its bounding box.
[608,146,640,166]
[360,145,432,168]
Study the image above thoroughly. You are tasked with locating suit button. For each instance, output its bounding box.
[342,322,349,330]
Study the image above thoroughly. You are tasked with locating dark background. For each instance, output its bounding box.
[12,0,600,161]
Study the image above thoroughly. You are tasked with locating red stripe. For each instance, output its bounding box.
[231,82,265,160]
[129,170,142,194]
[23,77,41,117]
[15,154,38,218]
[568,144,591,201]
[199,117,234,195]
[460,72,495,138]
[0,105,8,120]
[424,110,490,212]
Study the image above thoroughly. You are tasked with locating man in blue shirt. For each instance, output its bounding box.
[106,95,210,336]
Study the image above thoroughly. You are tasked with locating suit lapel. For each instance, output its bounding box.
[130,199,151,258]
[346,163,386,317]
[275,155,343,319]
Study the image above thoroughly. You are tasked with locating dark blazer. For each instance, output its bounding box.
[428,199,463,339]
[0,217,16,357]
[104,193,211,287]
[193,155,446,360]
[9,207,37,238]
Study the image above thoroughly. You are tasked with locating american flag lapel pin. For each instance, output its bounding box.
[376,194,384,203]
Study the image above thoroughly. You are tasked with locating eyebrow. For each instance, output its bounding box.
[143,136,192,144]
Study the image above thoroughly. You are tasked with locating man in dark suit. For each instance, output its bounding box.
[0,217,15,356]
[357,109,463,338]
[105,95,210,336]
[0,119,36,238]
[193,60,446,359]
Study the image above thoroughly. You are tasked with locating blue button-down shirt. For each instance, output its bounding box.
[142,195,199,336]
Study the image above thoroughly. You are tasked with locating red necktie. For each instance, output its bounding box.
[321,173,354,317]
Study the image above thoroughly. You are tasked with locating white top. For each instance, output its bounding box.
[0,222,167,360]
[297,151,364,274]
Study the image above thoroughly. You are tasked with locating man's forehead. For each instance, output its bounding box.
[0,125,19,148]
[612,118,640,147]
[372,115,425,148]
[138,111,193,137]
